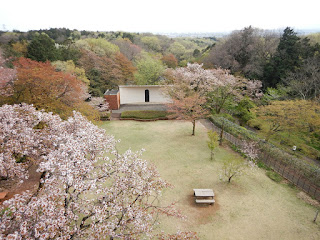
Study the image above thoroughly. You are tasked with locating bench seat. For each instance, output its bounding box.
[195,199,215,204]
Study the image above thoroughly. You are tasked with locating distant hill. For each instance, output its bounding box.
[159,28,320,38]
[296,28,320,35]
[156,32,230,38]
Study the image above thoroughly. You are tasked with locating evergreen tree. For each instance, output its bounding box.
[27,33,59,62]
[263,27,302,88]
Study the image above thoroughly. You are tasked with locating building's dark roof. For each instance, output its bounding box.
[104,89,119,95]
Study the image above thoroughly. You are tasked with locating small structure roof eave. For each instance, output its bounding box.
[104,89,119,95]
[118,85,172,88]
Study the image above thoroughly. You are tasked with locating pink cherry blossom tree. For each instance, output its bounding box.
[164,63,217,135]
[165,63,262,135]
[0,104,190,239]
[219,141,258,183]
[87,96,109,112]
[241,140,259,163]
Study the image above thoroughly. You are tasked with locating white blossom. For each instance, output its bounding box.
[0,104,184,239]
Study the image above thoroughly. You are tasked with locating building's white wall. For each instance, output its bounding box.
[119,87,144,104]
[119,86,171,104]
[149,87,171,103]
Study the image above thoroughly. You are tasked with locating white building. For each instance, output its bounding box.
[118,85,171,105]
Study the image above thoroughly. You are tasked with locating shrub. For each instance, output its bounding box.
[121,111,169,119]
[266,170,283,183]
[235,97,256,124]
[248,118,262,130]
[99,112,110,121]
[257,161,271,170]
[210,115,259,141]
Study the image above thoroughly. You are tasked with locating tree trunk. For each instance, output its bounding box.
[211,151,214,161]
[314,210,319,223]
[192,120,196,136]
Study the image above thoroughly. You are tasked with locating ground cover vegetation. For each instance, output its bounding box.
[250,100,320,159]
[120,110,169,119]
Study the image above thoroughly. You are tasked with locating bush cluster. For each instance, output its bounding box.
[210,116,259,141]
[121,111,169,120]
[266,171,283,183]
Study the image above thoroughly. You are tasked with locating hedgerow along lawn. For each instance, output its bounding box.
[99,120,320,240]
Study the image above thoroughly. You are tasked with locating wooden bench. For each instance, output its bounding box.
[195,199,215,205]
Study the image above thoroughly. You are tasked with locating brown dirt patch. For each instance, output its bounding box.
[0,165,41,204]
[185,194,220,225]
[297,191,320,207]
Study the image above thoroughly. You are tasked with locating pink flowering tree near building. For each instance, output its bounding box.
[165,63,217,135]
[165,63,262,136]
[0,104,193,239]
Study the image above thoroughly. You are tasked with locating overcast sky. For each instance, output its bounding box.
[1,0,319,33]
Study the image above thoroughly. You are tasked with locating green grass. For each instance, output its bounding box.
[99,120,320,240]
[120,110,169,119]
[266,170,283,183]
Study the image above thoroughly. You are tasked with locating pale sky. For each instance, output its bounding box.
[1,0,319,33]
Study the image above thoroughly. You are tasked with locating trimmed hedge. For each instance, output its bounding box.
[121,111,169,120]
[99,112,110,121]
[210,116,259,141]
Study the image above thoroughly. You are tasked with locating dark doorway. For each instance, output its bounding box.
[145,89,149,102]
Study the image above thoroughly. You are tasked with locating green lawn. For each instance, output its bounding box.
[99,120,320,240]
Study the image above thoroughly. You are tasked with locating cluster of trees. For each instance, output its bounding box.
[0,28,216,96]
[164,63,262,135]
[199,27,320,159]
[0,52,100,120]
[250,100,320,159]
[203,26,320,95]
[0,104,200,239]
[164,57,320,159]
[4,26,318,102]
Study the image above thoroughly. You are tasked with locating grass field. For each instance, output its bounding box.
[99,120,320,240]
